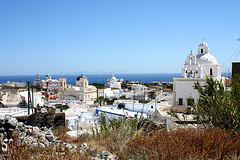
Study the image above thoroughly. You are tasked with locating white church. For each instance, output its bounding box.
[172,40,223,107]
[57,74,98,103]
[104,74,122,89]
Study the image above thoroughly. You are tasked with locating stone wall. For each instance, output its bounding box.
[14,105,65,128]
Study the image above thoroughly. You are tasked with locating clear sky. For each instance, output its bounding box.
[0,0,240,75]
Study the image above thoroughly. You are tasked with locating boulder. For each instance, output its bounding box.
[5,117,18,130]
[45,134,55,142]
[0,127,5,133]
[16,122,26,131]
[0,116,6,128]
[137,118,166,133]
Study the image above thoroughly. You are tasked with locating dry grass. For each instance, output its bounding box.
[2,126,240,159]
[90,127,240,159]
[53,126,73,143]
[123,128,240,160]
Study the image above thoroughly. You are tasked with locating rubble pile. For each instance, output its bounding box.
[0,116,116,159]
[137,118,166,133]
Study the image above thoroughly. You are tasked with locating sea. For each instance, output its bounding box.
[0,73,181,85]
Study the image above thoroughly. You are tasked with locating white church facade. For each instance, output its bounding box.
[57,74,98,103]
[104,74,122,89]
[172,40,222,107]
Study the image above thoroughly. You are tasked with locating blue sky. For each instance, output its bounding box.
[0,0,240,75]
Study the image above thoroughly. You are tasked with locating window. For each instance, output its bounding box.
[201,49,203,53]
[179,98,183,105]
[210,69,213,76]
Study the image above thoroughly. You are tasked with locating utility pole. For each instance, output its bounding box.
[155,92,157,109]
[32,87,34,113]
[143,90,145,112]
[27,81,31,115]
[46,81,49,102]
[97,89,99,107]
[133,91,135,110]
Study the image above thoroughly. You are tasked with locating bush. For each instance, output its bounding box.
[139,99,150,103]
[56,104,69,112]
[194,76,240,130]
[90,83,104,89]
[18,99,27,107]
[91,113,139,155]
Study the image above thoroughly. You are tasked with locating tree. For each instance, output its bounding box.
[56,104,69,112]
[91,83,104,89]
[30,84,42,91]
[18,99,27,107]
[139,99,150,103]
[99,96,105,106]
[193,76,240,131]
[148,91,156,100]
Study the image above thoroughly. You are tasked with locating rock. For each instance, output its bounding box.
[31,142,38,147]
[65,143,73,149]
[38,142,45,148]
[5,117,18,130]
[54,139,61,146]
[107,154,117,159]
[88,147,97,156]
[32,127,41,138]
[0,127,5,133]
[3,138,8,143]
[0,133,4,141]
[137,118,166,133]
[0,117,6,128]
[16,122,26,131]
[18,132,26,139]
[45,134,54,142]
[39,136,48,143]
[26,128,32,135]
[8,138,13,143]
[26,125,33,129]
[6,128,14,137]
[1,141,7,152]
[102,150,111,157]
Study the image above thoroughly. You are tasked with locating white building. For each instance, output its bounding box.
[104,74,122,89]
[173,40,222,107]
[57,74,97,103]
[40,74,59,91]
[132,84,148,92]
[103,88,123,99]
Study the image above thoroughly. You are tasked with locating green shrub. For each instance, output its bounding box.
[194,76,240,130]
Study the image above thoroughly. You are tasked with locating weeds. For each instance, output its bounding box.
[123,128,240,159]
[2,113,240,159]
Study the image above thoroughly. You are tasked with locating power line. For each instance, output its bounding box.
[222,47,240,67]
[233,50,240,61]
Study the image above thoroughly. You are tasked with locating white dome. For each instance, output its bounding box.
[197,54,218,64]
[199,41,208,47]
[110,74,117,81]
